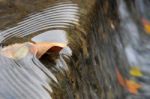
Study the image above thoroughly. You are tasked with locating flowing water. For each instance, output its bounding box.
[0,0,150,99]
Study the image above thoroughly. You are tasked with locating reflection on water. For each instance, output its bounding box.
[0,1,80,99]
[0,47,55,99]
[0,0,150,99]
[31,30,68,44]
[0,2,79,43]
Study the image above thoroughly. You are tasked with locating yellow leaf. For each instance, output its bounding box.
[142,18,150,34]
[130,67,143,77]
[144,24,150,33]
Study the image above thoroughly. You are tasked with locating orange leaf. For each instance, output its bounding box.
[125,80,141,94]
[115,67,126,87]
[115,67,141,94]
[142,18,150,33]
[144,24,150,33]
[34,42,66,58]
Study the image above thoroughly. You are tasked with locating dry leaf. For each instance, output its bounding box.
[142,18,150,33]
[125,80,141,94]
[129,67,143,77]
[116,67,141,94]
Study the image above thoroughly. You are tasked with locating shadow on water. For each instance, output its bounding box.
[0,0,150,99]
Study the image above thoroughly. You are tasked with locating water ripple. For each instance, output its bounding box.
[0,2,79,42]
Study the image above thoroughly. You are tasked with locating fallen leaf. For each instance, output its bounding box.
[142,18,150,33]
[0,42,66,59]
[144,24,150,33]
[115,67,126,87]
[13,45,29,60]
[125,80,141,94]
[34,42,66,58]
[129,67,143,77]
[0,43,29,59]
[115,67,141,94]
